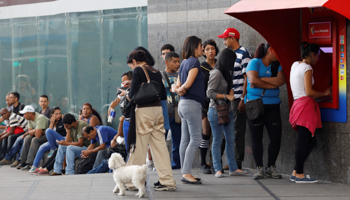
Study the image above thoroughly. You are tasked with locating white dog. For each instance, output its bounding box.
[108,153,147,198]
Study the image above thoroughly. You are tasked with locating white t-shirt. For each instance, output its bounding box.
[290,62,314,100]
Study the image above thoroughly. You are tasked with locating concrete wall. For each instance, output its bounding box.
[147,0,350,184]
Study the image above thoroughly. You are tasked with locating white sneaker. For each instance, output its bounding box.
[146,160,154,172]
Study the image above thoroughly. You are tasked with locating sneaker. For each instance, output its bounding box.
[49,171,62,176]
[154,184,177,191]
[229,170,248,176]
[21,165,32,171]
[153,181,161,188]
[146,160,154,172]
[29,166,38,173]
[200,164,212,174]
[253,166,264,179]
[265,166,282,179]
[295,176,318,183]
[290,175,296,182]
[36,169,49,175]
[16,163,26,170]
[215,172,223,178]
[47,149,55,158]
[0,159,12,165]
[10,161,20,168]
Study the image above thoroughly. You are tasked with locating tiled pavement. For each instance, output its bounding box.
[1,165,350,200]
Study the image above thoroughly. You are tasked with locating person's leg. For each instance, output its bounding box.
[294,126,314,175]
[223,111,239,172]
[247,116,264,167]
[33,142,50,167]
[200,116,211,167]
[19,135,34,164]
[178,101,190,172]
[208,107,225,174]
[93,150,108,169]
[87,159,109,174]
[7,133,24,152]
[264,105,282,167]
[3,136,23,160]
[53,145,68,174]
[170,117,181,169]
[123,120,130,151]
[65,145,88,175]
[42,149,57,170]
[0,137,8,159]
[149,106,176,187]
[45,129,65,150]
[180,100,202,176]
[232,99,246,169]
[26,135,48,165]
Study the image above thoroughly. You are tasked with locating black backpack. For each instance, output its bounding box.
[76,152,97,174]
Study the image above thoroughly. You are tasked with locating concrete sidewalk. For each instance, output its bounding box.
[0,165,349,200]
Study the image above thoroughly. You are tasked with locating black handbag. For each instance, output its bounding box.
[132,66,162,105]
[245,90,266,120]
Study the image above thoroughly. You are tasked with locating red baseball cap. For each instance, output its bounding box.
[217,28,240,39]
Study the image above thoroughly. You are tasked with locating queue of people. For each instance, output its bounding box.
[0,27,330,192]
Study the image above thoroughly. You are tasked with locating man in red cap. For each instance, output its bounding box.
[218,28,251,170]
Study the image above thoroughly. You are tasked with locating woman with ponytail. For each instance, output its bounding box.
[289,42,331,183]
[246,43,286,179]
[124,49,176,191]
[79,103,102,127]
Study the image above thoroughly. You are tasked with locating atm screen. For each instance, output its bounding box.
[320,47,332,53]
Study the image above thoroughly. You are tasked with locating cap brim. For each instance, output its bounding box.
[19,110,26,114]
[217,34,228,38]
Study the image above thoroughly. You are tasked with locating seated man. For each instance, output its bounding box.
[17,105,49,170]
[0,108,28,164]
[0,94,14,129]
[81,125,118,170]
[51,114,90,175]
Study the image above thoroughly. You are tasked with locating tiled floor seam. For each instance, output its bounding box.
[146,174,154,199]
[23,180,39,200]
[255,179,280,200]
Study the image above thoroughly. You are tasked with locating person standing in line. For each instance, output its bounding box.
[161,52,181,170]
[289,42,331,183]
[218,28,251,170]
[245,43,285,179]
[173,36,204,184]
[207,48,248,178]
[161,44,175,61]
[199,39,220,174]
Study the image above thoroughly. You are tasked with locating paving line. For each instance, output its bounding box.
[146,174,154,200]
[23,180,39,200]
[254,179,280,200]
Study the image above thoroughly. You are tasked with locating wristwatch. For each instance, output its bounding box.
[240,97,244,101]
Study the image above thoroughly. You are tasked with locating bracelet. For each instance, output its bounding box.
[224,94,227,100]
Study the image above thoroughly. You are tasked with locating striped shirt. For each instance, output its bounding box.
[232,46,252,98]
[8,113,28,132]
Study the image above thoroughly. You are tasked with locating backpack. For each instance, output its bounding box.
[76,152,97,174]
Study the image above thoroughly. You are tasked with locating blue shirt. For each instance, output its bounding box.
[178,57,205,104]
[91,126,118,148]
[245,58,283,104]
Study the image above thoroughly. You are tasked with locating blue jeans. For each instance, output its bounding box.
[54,145,87,175]
[123,120,130,150]
[45,128,65,150]
[166,117,181,169]
[5,136,24,161]
[87,159,111,174]
[208,107,238,172]
[178,99,202,174]
[33,142,50,167]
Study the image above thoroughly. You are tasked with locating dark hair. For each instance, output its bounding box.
[39,95,49,101]
[51,106,61,114]
[182,36,202,59]
[121,71,133,80]
[165,52,179,62]
[214,48,236,93]
[161,44,175,52]
[82,103,103,125]
[133,46,155,66]
[202,39,219,58]
[301,42,320,59]
[254,43,271,58]
[62,113,76,124]
[11,92,20,100]
[83,126,94,134]
[126,50,147,64]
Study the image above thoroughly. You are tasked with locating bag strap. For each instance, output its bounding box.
[140,66,150,83]
[161,71,178,106]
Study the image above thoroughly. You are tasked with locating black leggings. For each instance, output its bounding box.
[42,149,57,171]
[294,126,316,174]
[247,104,282,167]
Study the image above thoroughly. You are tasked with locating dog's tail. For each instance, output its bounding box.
[141,164,147,173]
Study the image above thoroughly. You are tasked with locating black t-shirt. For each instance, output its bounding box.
[12,102,25,116]
[128,66,167,102]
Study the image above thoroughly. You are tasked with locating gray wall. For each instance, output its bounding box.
[147,0,350,184]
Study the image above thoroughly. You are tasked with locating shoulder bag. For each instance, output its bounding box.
[245,90,266,120]
[132,66,162,105]
[161,71,181,124]
[216,100,230,125]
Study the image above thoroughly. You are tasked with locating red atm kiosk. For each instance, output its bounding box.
[224,0,349,123]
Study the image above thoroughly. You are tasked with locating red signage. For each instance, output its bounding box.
[309,22,331,38]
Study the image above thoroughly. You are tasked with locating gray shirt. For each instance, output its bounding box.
[206,69,233,111]
[161,71,179,118]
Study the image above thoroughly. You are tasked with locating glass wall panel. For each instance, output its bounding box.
[0,7,148,129]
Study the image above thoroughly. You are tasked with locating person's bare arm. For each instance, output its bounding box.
[108,98,121,116]
[81,143,106,158]
[247,70,277,89]
[304,70,331,99]
[0,126,16,139]
[35,129,44,138]
[175,68,198,96]
[58,137,84,147]
[89,116,100,127]
[260,70,286,87]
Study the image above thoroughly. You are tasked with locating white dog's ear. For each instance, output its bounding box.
[108,153,117,169]
[115,153,126,168]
